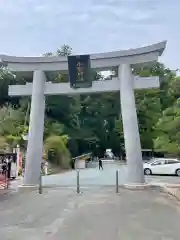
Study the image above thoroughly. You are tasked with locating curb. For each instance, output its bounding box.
[15,183,162,191]
[162,184,180,188]
[123,183,151,190]
[18,185,39,193]
[161,186,180,201]
[15,183,180,198]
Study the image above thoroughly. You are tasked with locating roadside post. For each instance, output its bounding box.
[77,169,80,194]
[116,170,119,193]
[39,169,42,194]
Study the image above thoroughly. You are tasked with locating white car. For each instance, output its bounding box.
[143,158,180,176]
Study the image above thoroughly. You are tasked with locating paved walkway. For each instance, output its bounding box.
[42,163,180,187]
[0,187,180,239]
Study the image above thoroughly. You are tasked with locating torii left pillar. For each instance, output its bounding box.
[119,64,145,185]
[23,70,46,186]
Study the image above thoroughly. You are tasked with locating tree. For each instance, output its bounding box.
[0,105,24,136]
[0,105,25,148]
[43,52,53,57]
[43,44,72,57]
[44,119,65,138]
[153,98,180,155]
[56,44,72,56]
[152,74,180,155]
[0,137,10,153]
[0,68,19,106]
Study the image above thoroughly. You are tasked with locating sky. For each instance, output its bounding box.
[0,0,179,70]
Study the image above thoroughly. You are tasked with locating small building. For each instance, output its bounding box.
[73,153,92,169]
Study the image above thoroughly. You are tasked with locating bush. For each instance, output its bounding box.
[44,135,71,169]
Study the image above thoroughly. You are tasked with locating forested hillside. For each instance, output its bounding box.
[0,44,180,167]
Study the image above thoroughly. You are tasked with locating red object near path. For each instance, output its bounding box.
[0,172,8,189]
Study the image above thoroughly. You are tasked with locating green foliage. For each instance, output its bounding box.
[0,105,25,139]
[6,135,22,148]
[43,44,72,57]
[0,136,10,153]
[44,120,65,138]
[56,44,72,56]
[44,135,71,168]
[0,68,17,106]
[153,97,180,155]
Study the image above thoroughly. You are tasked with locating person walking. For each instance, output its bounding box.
[11,158,17,179]
[99,159,103,170]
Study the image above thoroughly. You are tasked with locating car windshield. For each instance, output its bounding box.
[144,158,159,164]
[145,158,180,164]
[166,159,179,161]
[166,159,180,164]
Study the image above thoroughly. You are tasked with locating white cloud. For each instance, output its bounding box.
[0,0,179,69]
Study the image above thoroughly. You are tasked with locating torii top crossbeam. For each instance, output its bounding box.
[0,41,166,73]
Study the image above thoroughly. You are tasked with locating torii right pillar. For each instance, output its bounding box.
[119,64,145,184]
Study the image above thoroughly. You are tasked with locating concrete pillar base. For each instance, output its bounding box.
[164,184,180,188]
[18,185,38,193]
[124,183,150,190]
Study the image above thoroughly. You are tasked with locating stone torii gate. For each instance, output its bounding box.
[0,41,166,188]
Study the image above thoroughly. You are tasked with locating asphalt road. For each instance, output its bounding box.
[42,163,180,187]
[0,187,180,239]
[1,163,180,239]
